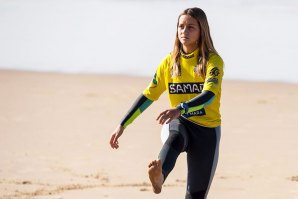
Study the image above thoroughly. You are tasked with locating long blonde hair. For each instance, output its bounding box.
[171,7,218,78]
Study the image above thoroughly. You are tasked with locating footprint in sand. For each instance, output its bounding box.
[290,176,298,182]
[85,93,98,98]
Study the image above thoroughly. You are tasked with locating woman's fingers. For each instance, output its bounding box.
[109,134,119,149]
[157,109,181,125]
[156,110,172,125]
[109,125,124,149]
[156,110,168,121]
[157,110,168,124]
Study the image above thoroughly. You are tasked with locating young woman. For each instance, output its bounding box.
[110,7,224,199]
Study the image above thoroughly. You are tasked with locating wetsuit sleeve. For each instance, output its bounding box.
[177,91,215,114]
[120,94,153,129]
[120,55,169,128]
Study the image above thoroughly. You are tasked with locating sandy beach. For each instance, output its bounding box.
[0,70,297,199]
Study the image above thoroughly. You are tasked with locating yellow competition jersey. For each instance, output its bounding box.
[143,49,224,127]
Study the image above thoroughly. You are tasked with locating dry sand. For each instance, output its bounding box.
[0,70,297,199]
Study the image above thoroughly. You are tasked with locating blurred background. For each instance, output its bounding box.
[0,0,297,82]
[1,1,298,198]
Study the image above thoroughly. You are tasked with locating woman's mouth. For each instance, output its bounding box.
[181,36,189,40]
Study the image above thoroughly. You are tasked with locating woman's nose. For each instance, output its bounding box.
[182,27,188,33]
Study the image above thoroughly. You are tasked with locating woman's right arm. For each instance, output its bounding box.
[109,94,153,149]
[110,55,168,149]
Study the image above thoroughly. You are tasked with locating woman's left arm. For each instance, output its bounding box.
[176,90,215,115]
[156,91,214,125]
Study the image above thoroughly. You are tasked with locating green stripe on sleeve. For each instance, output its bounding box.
[122,98,153,129]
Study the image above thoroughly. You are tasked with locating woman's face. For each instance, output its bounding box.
[178,15,200,53]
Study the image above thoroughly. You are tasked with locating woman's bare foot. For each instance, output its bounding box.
[148,159,164,194]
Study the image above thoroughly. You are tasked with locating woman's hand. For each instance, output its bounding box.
[156,108,181,125]
[109,125,124,149]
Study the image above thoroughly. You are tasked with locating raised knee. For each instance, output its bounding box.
[165,132,185,152]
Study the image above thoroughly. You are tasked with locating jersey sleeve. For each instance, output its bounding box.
[203,54,224,94]
[142,55,169,101]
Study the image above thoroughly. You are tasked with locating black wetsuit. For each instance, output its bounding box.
[159,117,220,198]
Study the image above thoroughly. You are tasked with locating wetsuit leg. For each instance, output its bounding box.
[158,118,188,180]
[182,119,221,199]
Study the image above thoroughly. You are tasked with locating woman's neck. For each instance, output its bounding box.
[182,45,198,54]
[180,48,198,59]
